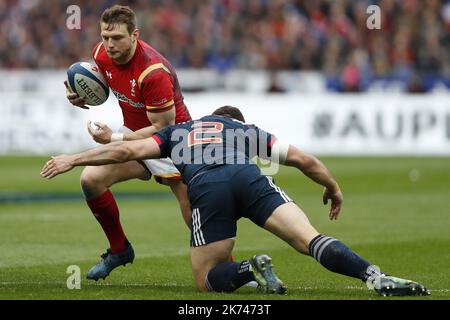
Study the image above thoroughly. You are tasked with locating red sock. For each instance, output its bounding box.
[86,190,126,253]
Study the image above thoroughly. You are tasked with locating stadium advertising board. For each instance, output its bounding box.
[1,74,449,155]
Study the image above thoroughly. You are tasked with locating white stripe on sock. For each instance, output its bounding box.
[317,238,338,263]
[312,236,331,259]
[204,273,214,291]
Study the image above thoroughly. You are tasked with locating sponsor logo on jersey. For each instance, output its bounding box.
[111,88,145,109]
[151,98,168,106]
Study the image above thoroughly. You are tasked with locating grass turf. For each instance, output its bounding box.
[0,156,449,300]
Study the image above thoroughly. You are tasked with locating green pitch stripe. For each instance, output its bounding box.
[0,192,173,204]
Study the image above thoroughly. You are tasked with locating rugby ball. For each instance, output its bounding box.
[67,62,109,106]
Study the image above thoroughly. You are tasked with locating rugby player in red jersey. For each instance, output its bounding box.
[64,5,192,280]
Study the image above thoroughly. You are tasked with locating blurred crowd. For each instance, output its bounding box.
[1,0,449,92]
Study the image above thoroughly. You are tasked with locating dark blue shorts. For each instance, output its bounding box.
[187,164,292,247]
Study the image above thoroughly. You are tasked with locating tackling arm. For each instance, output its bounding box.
[87,108,176,144]
[40,138,161,179]
[274,141,343,220]
[283,144,339,192]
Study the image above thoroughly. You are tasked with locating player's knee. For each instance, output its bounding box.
[195,278,209,292]
[191,259,216,293]
[80,169,98,188]
[80,168,106,198]
[193,270,210,293]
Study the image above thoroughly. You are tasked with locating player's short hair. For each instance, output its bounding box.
[101,5,137,35]
[212,106,246,122]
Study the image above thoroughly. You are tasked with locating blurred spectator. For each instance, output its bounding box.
[266,69,286,93]
[407,73,427,93]
[341,58,361,92]
[0,0,449,92]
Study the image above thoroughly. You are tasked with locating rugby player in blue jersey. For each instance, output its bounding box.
[41,106,429,296]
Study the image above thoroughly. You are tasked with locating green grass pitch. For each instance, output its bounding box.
[0,156,449,300]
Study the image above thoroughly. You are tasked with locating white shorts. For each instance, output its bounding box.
[120,126,181,185]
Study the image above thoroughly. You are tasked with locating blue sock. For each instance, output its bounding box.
[309,234,383,281]
[205,260,254,292]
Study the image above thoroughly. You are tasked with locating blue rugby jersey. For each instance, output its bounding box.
[152,115,277,184]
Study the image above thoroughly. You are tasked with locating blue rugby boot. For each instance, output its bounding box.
[372,275,430,297]
[250,254,287,294]
[87,239,135,281]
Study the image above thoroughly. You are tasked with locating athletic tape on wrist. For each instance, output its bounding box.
[111,133,124,142]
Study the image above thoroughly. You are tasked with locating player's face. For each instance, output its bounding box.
[100,23,138,63]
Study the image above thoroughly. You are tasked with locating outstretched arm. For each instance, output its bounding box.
[274,141,343,220]
[87,109,175,144]
[40,138,161,179]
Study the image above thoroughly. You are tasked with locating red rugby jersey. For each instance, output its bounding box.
[92,40,191,131]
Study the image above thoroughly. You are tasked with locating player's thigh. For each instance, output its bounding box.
[168,180,192,225]
[143,158,181,185]
[190,238,235,291]
[81,161,150,188]
[263,202,319,255]
[168,180,190,205]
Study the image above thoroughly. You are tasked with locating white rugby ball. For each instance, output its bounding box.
[67,62,109,106]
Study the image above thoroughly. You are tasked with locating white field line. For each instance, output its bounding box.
[0,281,191,287]
[0,282,449,293]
